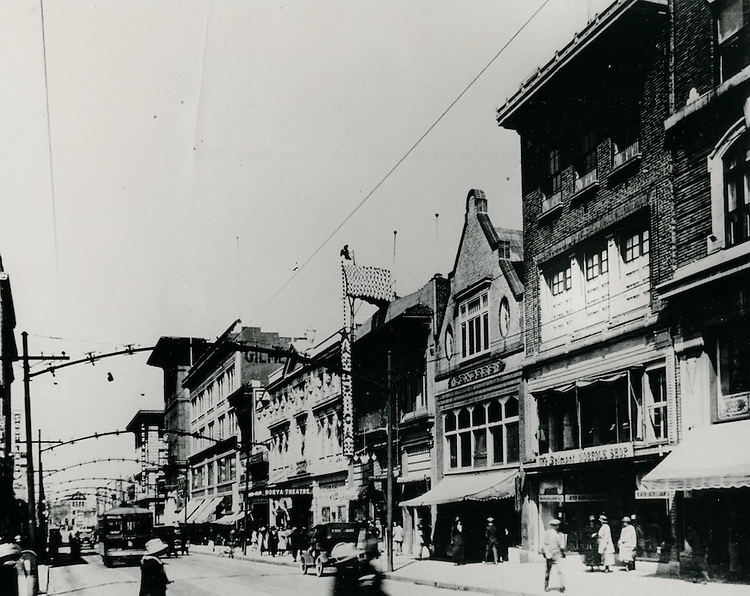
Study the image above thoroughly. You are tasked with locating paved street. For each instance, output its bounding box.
[43,547,750,596]
[46,552,455,596]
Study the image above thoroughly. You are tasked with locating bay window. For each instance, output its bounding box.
[444,396,519,470]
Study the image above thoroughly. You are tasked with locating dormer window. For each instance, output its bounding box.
[460,291,490,360]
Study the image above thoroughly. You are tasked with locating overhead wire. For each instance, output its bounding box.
[250,0,554,321]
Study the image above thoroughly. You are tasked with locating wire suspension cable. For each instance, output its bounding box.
[251,0,553,320]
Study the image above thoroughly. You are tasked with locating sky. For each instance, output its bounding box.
[0,0,613,503]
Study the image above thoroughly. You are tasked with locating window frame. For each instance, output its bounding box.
[443,396,520,471]
[459,291,491,360]
[715,0,745,83]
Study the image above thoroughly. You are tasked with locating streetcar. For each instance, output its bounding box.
[97,505,153,566]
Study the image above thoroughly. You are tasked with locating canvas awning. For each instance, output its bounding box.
[214,511,246,525]
[188,497,224,524]
[183,499,204,522]
[400,469,518,507]
[640,420,750,491]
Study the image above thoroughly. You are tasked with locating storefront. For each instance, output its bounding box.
[401,468,519,561]
[526,443,669,560]
[313,473,354,525]
[248,485,313,529]
[641,420,750,577]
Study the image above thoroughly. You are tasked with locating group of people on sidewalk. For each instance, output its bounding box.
[541,514,639,593]
[583,514,638,573]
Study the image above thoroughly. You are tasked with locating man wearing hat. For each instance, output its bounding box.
[597,515,615,572]
[541,518,565,592]
[484,517,499,564]
[139,538,171,596]
[618,516,637,571]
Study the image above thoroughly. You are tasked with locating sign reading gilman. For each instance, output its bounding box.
[537,443,634,467]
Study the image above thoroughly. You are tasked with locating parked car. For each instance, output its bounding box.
[299,522,363,577]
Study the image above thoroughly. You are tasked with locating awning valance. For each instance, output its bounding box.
[214,511,245,525]
[400,469,518,507]
[640,420,750,491]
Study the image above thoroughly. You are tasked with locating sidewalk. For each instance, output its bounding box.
[191,545,750,596]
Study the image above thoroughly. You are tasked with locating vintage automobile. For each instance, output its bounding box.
[299,522,364,577]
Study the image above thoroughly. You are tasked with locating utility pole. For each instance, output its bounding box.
[386,350,394,573]
[21,331,68,552]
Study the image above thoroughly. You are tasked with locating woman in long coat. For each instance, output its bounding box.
[583,515,601,570]
[617,517,637,571]
[597,515,615,572]
[450,518,466,566]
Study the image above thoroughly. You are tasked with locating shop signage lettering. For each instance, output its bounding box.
[564,494,606,502]
[248,487,312,498]
[537,443,634,468]
[635,489,674,500]
[539,494,564,503]
[448,360,505,388]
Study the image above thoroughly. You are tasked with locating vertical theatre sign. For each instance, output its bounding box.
[340,246,394,458]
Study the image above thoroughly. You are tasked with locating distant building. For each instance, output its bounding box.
[0,257,18,540]
[125,409,167,523]
[184,322,296,533]
[48,491,97,532]
[147,336,209,525]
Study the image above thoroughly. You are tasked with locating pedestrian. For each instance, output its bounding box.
[450,518,465,566]
[541,518,565,593]
[181,538,189,556]
[290,526,301,561]
[597,515,615,572]
[618,516,637,571]
[139,538,171,596]
[583,515,600,571]
[268,526,279,557]
[392,522,403,555]
[484,517,499,564]
[415,523,429,560]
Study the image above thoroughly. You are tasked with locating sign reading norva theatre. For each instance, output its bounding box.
[537,443,634,467]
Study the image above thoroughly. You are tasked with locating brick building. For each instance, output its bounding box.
[497,0,676,559]
[147,336,209,525]
[184,322,293,534]
[402,189,524,562]
[641,0,750,578]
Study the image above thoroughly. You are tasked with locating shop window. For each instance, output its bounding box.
[459,292,490,360]
[715,0,746,83]
[717,322,750,420]
[207,461,214,486]
[537,392,579,454]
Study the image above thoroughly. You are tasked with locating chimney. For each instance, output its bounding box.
[466,189,487,217]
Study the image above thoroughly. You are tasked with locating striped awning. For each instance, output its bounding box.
[640,420,750,491]
[400,469,518,507]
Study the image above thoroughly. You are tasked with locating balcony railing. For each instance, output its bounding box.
[613,139,640,168]
[541,191,562,214]
[574,168,598,193]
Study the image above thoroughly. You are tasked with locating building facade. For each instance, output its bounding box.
[0,260,18,540]
[403,189,524,562]
[125,410,167,524]
[642,0,750,578]
[497,0,676,559]
[147,336,209,525]
[184,322,293,532]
